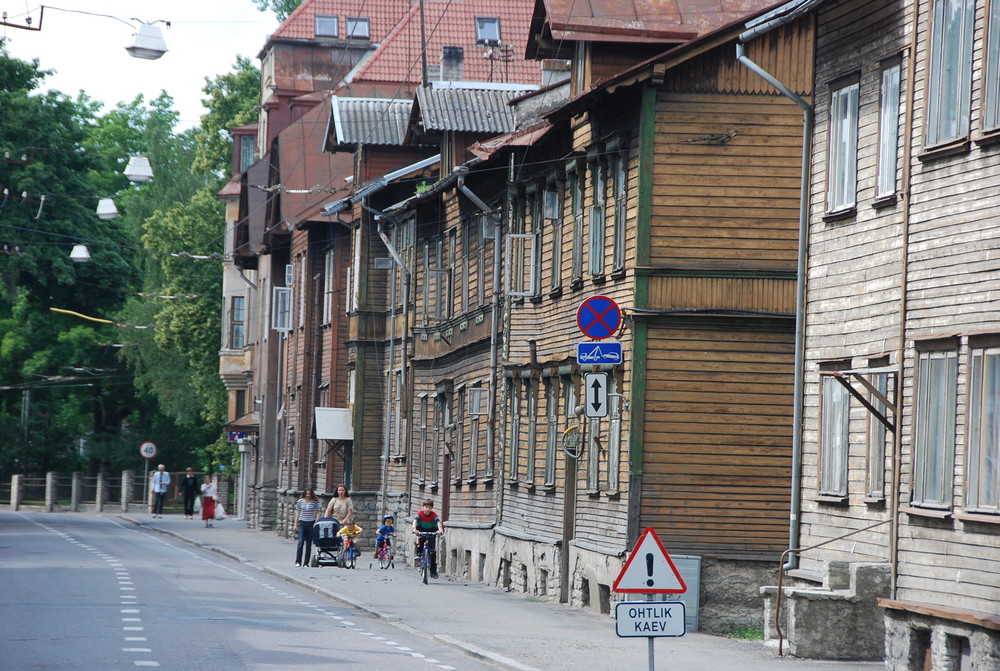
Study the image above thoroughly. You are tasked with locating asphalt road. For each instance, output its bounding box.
[0,511,497,670]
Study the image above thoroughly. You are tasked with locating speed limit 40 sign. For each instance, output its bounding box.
[139,441,158,459]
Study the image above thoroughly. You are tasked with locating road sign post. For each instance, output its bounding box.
[613,528,688,671]
[139,441,157,490]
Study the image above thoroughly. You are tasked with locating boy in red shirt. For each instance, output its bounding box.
[412,499,443,578]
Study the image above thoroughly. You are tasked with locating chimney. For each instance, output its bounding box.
[441,46,464,81]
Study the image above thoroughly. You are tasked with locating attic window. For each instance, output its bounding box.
[475,16,500,45]
[346,17,370,40]
[316,15,338,38]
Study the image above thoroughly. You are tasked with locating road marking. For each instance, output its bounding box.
[122,648,152,652]
[134,662,160,667]
[121,609,140,613]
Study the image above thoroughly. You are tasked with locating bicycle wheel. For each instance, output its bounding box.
[422,549,429,584]
[347,548,357,569]
[378,547,391,570]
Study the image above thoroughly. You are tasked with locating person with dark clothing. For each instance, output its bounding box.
[179,468,199,519]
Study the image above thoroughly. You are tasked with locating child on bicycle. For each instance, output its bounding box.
[337,517,363,544]
[375,514,395,558]
[412,499,443,579]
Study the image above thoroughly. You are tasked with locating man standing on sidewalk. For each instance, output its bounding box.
[151,464,170,518]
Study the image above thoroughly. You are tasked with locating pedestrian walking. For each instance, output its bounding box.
[200,476,217,528]
[293,487,322,567]
[150,464,170,518]
[178,468,199,519]
[323,483,354,524]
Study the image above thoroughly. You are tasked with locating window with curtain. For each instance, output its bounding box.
[913,349,957,507]
[967,346,1000,512]
[877,62,901,199]
[827,78,859,213]
[820,374,850,497]
[926,0,973,146]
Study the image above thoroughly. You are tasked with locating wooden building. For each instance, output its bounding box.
[755,0,1000,665]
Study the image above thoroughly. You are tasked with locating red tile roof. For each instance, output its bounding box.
[271,0,411,42]
[351,0,540,86]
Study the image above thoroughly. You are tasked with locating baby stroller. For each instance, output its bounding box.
[310,517,343,567]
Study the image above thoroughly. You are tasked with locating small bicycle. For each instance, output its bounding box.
[338,535,360,569]
[373,537,394,570]
[415,531,437,584]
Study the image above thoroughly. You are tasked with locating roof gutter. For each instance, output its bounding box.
[736,2,818,571]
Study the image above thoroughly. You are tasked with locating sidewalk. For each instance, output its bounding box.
[122,513,883,671]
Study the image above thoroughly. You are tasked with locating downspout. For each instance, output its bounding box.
[891,42,917,601]
[736,38,813,570]
[457,173,504,520]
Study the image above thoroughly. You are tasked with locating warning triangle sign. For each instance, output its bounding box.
[613,528,687,594]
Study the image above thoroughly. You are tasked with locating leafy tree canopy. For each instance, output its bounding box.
[253,0,302,21]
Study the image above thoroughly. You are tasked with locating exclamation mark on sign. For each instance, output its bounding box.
[646,553,654,587]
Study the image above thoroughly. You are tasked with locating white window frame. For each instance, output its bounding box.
[820,374,850,497]
[507,379,521,482]
[505,233,537,297]
[229,295,245,349]
[877,62,902,199]
[827,79,859,213]
[322,247,335,325]
[913,349,958,508]
[544,377,558,486]
[866,373,890,500]
[926,0,974,147]
[986,1,1000,130]
[271,286,292,332]
[544,185,562,292]
[475,16,500,44]
[315,15,338,37]
[612,149,627,272]
[570,165,584,283]
[588,162,606,276]
[967,346,1000,512]
[346,17,370,40]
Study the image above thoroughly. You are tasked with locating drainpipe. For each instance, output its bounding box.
[736,39,813,571]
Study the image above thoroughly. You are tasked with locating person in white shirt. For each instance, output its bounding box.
[150,464,170,518]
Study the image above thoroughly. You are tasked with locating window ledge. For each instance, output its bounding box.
[605,490,621,500]
[954,512,1000,525]
[863,496,887,506]
[973,131,1000,148]
[918,139,971,162]
[871,194,898,210]
[814,494,849,504]
[548,287,563,299]
[584,489,601,498]
[822,207,856,224]
[609,268,626,281]
[901,505,952,520]
[540,484,556,494]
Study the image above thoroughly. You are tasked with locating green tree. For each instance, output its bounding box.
[253,0,302,21]
[193,56,261,175]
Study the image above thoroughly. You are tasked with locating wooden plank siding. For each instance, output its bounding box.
[649,94,804,270]
[640,323,794,558]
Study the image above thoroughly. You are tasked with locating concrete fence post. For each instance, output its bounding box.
[11,474,22,510]
[45,471,57,512]
[71,471,82,512]
[122,470,133,513]
[96,472,106,513]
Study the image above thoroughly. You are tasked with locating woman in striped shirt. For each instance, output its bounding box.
[293,487,323,567]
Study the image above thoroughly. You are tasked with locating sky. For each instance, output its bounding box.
[2,1,279,129]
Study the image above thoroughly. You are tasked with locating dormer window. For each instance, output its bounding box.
[475,16,500,45]
[346,17,370,40]
[316,15,338,38]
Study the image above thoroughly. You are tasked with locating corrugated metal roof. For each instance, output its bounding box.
[330,97,412,146]
[414,84,535,133]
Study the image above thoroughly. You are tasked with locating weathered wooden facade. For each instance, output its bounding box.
[758,0,1000,665]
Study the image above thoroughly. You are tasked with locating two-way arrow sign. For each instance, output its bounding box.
[584,372,608,418]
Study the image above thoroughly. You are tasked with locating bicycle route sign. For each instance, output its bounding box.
[576,295,621,340]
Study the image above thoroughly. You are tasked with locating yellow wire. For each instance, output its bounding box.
[49,307,115,324]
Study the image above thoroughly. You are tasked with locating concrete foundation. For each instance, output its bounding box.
[884,605,1000,671]
[762,561,889,660]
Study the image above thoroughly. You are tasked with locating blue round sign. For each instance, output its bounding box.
[577,296,621,340]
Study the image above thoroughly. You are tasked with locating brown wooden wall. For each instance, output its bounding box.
[641,321,794,558]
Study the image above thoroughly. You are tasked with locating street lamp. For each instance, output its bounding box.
[0,7,169,60]
[124,156,154,182]
[96,198,118,220]
[69,244,91,262]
